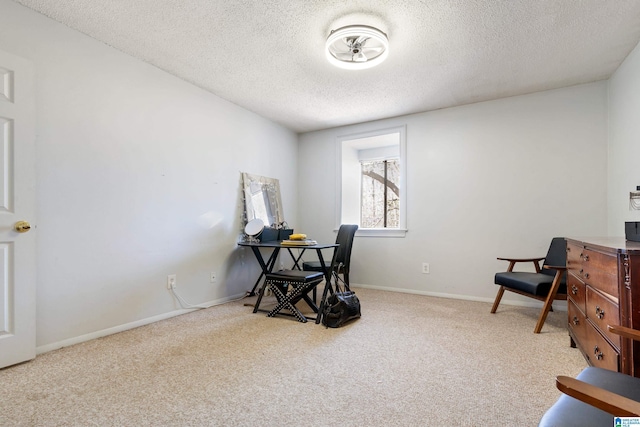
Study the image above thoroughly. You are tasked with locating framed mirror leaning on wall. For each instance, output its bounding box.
[241,172,285,228]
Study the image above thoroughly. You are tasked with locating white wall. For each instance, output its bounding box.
[0,0,298,350]
[299,83,608,304]
[608,41,640,235]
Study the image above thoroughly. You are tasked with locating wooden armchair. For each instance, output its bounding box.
[539,325,640,426]
[491,237,568,333]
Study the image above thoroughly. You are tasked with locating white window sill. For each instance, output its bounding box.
[349,228,407,238]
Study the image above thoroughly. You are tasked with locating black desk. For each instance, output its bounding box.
[238,241,339,324]
[238,241,338,296]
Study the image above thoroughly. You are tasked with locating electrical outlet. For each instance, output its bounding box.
[167,274,177,289]
[210,272,216,283]
[422,263,430,274]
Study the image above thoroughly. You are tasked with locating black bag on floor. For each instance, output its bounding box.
[322,290,361,328]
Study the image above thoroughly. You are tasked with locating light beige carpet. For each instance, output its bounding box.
[0,288,586,426]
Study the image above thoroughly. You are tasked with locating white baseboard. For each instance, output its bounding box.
[351,283,568,311]
[36,293,246,355]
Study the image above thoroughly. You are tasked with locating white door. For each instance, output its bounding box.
[0,49,36,368]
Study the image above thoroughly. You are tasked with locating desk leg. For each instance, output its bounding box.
[252,247,280,310]
[247,246,279,297]
[252,277,268,313]
[286,248,307,270]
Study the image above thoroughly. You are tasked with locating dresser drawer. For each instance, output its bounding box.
[586,286,621,350]
[566,243,583,273]
[567,274,586,314]
[568,299,587,348]
[580,250,618,298]
[585,322,619,371]
[582,248,617,272]
[567,245,618,297]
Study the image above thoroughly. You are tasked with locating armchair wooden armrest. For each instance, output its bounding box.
[496,256,545,272]
[496,257,545,262]
[543,265,568,271]
[556,376,640,416]
[608,324,640,341]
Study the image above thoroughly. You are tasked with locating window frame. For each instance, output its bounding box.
[335,125,407,237]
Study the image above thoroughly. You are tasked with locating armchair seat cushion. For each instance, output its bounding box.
[495,272,567,296]
[539,367,640,426]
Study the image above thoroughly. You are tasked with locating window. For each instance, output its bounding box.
[336,126,406,237]
[361,159,400,228]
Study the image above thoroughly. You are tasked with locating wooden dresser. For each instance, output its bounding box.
[566,237,640,377]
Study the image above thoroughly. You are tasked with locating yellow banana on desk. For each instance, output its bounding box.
[288,233,307,240]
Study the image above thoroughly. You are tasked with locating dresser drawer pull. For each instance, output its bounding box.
[593,345,604,360]
[595,306,605,319]
[584,272,590,280]
[572,316,580,325]
[571,285,578,295]
[582,254,590,262]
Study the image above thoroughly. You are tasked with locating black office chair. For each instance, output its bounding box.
[303,224,358,290]
[491,237,567,333]
[539,325,640,426]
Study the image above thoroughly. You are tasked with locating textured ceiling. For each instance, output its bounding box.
[13,0,640,133]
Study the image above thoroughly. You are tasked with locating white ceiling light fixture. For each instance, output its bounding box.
[326,25,389,70]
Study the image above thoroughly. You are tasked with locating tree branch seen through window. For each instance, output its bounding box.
[361,159,400,228]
